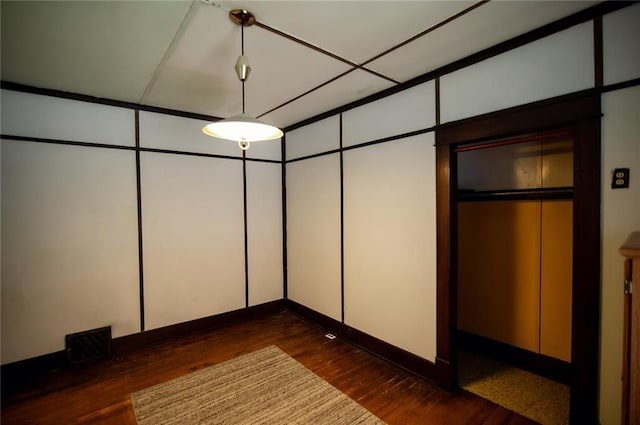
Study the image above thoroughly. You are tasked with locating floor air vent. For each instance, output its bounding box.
[65,326,112,366]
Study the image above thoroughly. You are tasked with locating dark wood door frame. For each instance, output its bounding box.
[434,92,602,425]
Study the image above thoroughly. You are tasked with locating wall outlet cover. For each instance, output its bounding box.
[611,168,630,189]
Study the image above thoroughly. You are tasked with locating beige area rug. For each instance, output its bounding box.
[459,350,569,425]
[131,345,386,425]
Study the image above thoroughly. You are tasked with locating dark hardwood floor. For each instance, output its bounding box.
[1,310,537,424]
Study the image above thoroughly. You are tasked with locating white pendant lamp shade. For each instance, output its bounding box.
[202,113,283,142]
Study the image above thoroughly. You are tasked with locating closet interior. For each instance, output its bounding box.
[455,129,575,413]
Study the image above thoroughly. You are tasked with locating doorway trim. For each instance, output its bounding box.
[434,91,601,424]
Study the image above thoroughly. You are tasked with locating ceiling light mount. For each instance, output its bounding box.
[229,9,255,27]
[202,8,282,150]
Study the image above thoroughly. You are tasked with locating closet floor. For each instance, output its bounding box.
[458,350,570,425]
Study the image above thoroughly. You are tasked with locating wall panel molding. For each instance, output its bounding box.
[284,1,632,133]
[0,81,221,122]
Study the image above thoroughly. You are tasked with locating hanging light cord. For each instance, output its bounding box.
[241,23,246,114]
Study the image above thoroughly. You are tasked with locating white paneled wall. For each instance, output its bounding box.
[1,141,140,364]
[1,90,136,146]
[599,86,640,425]
[342,81,435,147]
[286,155,342,321]
[140,153,245,330]
[286,115,340,160]
[1,90,284,364]
[284,80,439,361]
[343,133,437,361]
[246,162,283,306]
[603,2,640,86]
[441,22,594,123]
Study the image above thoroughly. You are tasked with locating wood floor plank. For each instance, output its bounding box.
[1,310,538,425]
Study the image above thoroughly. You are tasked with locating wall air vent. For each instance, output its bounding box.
[65,326,112,366]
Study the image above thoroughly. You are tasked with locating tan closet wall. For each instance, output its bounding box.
[457,200,572,361]
[458,200,541,353]
[540,200,573,361]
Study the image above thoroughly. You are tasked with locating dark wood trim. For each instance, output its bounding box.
[339,114,345,323]
[436,90,601,146]
[242,150,249,308]
[285,127,436,164]
[569,116,601,425]
[0,81,222,122]
[135,111,145,332]
[621,258,632,425]
[284,1,633,133]
[0,350,68,397]
[436,95,602,424]
[0,134,136,151]
[457,187,574,202]
[258,69,357,119]
[0,134,279,163]
[283,74,635,163]
[601,76,640,94]
[112,300,286,354]
[457,330,571,385]
[282,76,638,160]
[286,148,342,164]
[453,128,572,152]
[140,147,275,163]
[285,300,437,382]
[281,135,288,299]
[3,297,435,388]
[253,21,398,85]
[435,77,441,126]
[435,143,455,390]
[360,67,401,85]
[434,357,452,390]
[253,22,370,76]
[0,300,286,397]
[594,16,603,88]
[341,128,440,151]
[360,0,490,67]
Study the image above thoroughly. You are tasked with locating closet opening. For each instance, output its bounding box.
[455,129,573,424]
[434,92,601,425]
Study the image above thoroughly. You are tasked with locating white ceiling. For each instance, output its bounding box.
[0,0,600,129]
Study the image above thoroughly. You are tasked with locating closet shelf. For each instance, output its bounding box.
[457,186,573,202]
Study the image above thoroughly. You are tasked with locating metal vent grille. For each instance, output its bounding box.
[65,326,112,366]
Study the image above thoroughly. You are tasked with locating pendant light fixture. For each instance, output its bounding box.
[202,9,283,150]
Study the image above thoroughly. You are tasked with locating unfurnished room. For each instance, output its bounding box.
[1,1,639,424]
